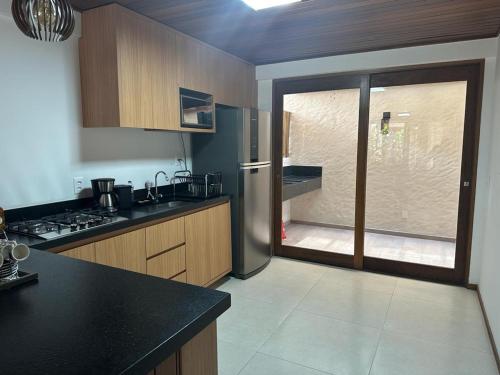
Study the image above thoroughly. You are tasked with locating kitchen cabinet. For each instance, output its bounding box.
[185,202,232,286]
[176,32,256,109]
[61,244,95,263]
[61,202,231,287]
[180,322,218,375]
[95,229,147,273]
[147,245,186,280]
[209,203,232,281]
[80,4,256,131]
[184,208,212,286]
[150,322,217,375]
[171,272,187,283]
[146,217,185,258]
[80,4,178,130]
[176,33,214,96]
[154,353,178,375]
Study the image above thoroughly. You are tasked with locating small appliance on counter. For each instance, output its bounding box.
[91,178,118,212]
[114,183,134,209]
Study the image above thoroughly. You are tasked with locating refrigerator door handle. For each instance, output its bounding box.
[240,162,271,170]
[240,161,271,169]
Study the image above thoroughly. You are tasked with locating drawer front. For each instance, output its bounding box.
[170,271,187,283]
[146,217,185,258]
[147,245,186,280]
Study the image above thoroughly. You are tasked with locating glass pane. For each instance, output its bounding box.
[282,89,360,256]
[365,81,466,268]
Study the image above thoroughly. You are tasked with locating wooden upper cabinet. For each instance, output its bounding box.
[175,29,257,109]
[150,22,180,131]
[80,4,179,130]
[176,33,211,95]
[80,4,256,130]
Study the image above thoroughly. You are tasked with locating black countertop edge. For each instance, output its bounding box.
[283,177,322,201]
[7,195,230,251]
[124,296,230,375]
[283,165,323,177]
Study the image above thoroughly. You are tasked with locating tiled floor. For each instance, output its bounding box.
[216,257,497,375]
[283,223,456,268]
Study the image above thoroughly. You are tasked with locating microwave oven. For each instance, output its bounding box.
[180,88,214,130]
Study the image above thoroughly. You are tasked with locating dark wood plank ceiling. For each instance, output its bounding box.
[70,0,500,65]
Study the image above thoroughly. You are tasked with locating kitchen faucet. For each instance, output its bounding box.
[153,171,168,203]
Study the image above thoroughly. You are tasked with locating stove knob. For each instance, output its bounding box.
[79,222,87,230]
[70,223,78,232]
[95,217,103,225]
[88,219,95,228]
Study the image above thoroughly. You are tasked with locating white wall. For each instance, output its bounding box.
[257,38,499,284]
[478,36,500,354]
[0,6,191,210]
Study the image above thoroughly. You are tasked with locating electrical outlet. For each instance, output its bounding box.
[73,177,84,195]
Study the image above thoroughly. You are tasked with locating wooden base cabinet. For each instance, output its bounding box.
[60,202,231,286]
[185,203,232,287]
[153,322,218,375]
[95,229,147,274]
[60,244,95,263]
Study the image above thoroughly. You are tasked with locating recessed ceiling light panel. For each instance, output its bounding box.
[242,0,301,11]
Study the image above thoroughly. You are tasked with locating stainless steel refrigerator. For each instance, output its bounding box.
[192,106,272,279]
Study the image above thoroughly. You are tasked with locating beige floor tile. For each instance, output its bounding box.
[217,339,256,375]
[394,277,481,312]
[370,331,498,375]
[384,295,491,353]
[216,254,492,375]
[320,266,397,295]
[296,281,393,328]
[259,310,380,375]
[239,353,333,375]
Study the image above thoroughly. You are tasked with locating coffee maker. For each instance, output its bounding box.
[91,178,118,212]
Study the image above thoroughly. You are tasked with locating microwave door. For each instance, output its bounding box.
[180,92,213,129]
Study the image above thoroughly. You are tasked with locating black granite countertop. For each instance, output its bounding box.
[6,196,230,251]
[282,166,322,201]
[0,250,230,375]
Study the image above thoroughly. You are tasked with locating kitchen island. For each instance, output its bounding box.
[0,249,230,375]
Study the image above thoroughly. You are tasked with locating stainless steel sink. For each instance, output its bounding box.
[135,200,193,213]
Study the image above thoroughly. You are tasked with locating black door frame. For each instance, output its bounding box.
[272,60,484,285]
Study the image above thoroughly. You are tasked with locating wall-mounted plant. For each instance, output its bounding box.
[381,112,391,135]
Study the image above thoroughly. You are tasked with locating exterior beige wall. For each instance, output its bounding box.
[284,81,466,239]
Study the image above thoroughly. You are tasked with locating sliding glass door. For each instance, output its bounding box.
[362,64,482,283]
[274,74,368,268]
[273,62,483,284]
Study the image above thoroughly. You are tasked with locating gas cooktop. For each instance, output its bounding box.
[6,208,128,240]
